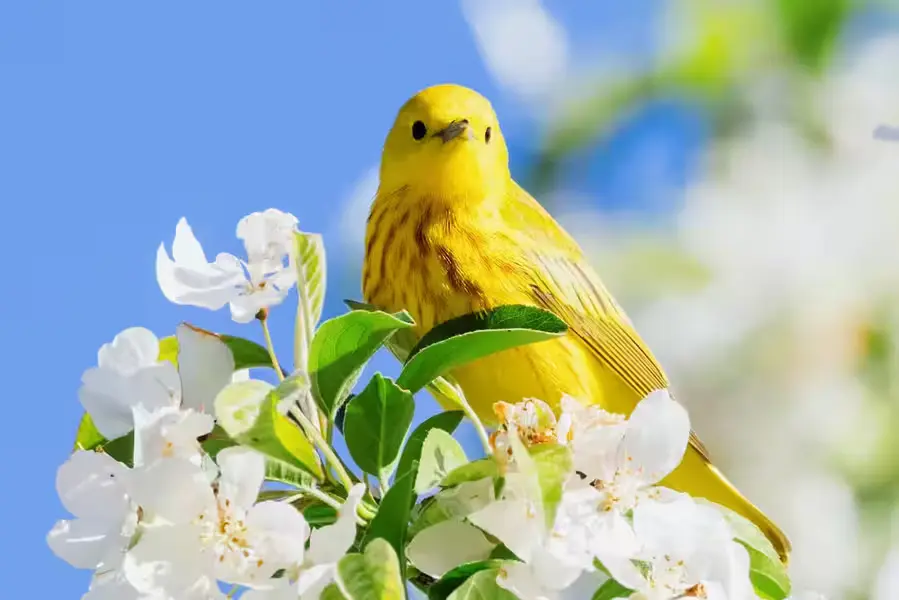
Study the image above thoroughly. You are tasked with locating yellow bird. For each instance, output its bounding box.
[363,83,790,561]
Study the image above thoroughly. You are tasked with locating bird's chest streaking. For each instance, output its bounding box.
[362,190,620,422]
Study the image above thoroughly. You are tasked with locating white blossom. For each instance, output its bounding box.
[243,484,366,600]
[47,451,138,572]
[605,497,754,600]
[126,447,307,593]
[78,325,236,441]
[156,211,298,323]
[79,327,180,439]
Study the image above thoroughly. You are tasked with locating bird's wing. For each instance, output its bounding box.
[506,182,712,462]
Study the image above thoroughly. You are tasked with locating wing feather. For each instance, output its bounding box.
[508,183,712,463]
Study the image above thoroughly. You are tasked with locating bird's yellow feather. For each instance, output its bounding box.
[363,83,790,562]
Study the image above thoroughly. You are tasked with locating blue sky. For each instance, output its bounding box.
[0,2,704,596]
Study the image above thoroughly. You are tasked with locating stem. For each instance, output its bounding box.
[296,485,342,511]
[226,585,239,598]
[431,377,492,455]
[260,318,285,382]
[289,405,355,494]
[378,472,391,496]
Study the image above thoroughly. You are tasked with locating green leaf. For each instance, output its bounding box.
[445,569,517,600]
[74,414,106,452]
[295,231,327,329]
[336,538,405,600]
[214,380,323,479]
[427,561,505,600]
[364,410,465,577]
[592,579,633,600]
[310,310,414,417]
[441,459,500,488]
[344,374,415,476]
[397,305,567,393]
[415,429,468,494]
[410,477,496,539]
[774,0,849,72]
[103,431,135,467]
[528,442,573,529]
[344,301,469,413]
[321,583,349,600]
[698,500,791,599]
[219,333,279,371]
[294,231,327,371]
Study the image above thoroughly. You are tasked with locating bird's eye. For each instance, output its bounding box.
[412,121,427,140]
[485,127,492,144]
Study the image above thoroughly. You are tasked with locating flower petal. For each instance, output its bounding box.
[217,447,266,512]
[307,484,364,565]
[56,451,131,522]
[176,324,235,414]
[620,390,690,484]
[407,519,495,578]
[295,563,337,600]
[171,218,209,265]
[246,500,310,569]
[468,499,542,563]
[132,406,213,467]
[156,222,246,310]
[123,525,215,597]
[47,518,126,570]
[79,367,136,439]
[97,327,160,374]
[129,459,215,524]
[228,285,290,324]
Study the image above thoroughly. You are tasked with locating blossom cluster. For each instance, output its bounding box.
[49,209,809,600]
[407,392,755,600]
[51,211,364,598]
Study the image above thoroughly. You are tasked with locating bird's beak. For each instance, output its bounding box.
[434,119,471,143]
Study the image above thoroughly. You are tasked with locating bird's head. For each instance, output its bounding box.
[379,84,510,199]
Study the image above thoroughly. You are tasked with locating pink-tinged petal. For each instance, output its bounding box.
[620,390,690,484]
[176,324,235,415]
[56,451,131,522]
[246,501,310,569]
[307,484,364,565]
[217,447,266,511]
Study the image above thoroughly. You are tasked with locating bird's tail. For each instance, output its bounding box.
[661,446,791,564]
